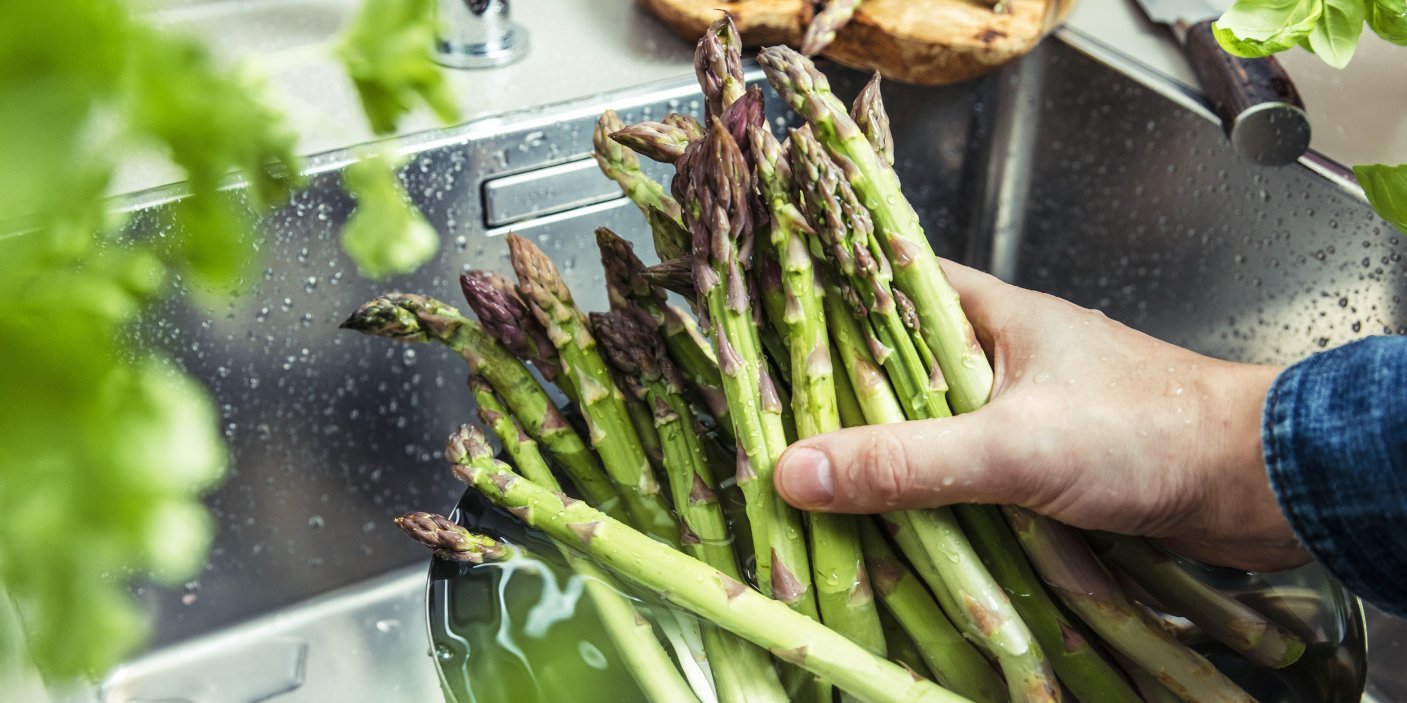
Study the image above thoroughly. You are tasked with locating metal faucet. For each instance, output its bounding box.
[435,0,528,69]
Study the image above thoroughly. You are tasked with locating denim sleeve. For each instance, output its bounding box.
[1263,335,1407,618]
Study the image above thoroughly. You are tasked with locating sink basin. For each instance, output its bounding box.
[91,29,1403,703]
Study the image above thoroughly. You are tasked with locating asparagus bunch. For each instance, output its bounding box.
[364,18,1309,703]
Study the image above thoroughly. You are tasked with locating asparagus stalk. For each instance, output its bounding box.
[340,294,624,521]
[877,600,935,682]
[666,112,707,142]
[694,16,746,121]
[801,0,862,56]
[849,71,893,167]
[956,509,1143,703]
[592,310,790,703]
[616,370,669,473]
[680,119,814,619]
[594,109,682,224]
[1004,508,1257,703]
[642,257,695,296]
[460,270,578,404]
[759,45,993,414]
[508,233,679,545]
[646,205,693,262]
[397,505,702,703]
[790,124,948,421]
[858,519,1006,703]
[597,227,731,431]
[446,425,972,703]
[753,250,796,389]
[395,511,510,564]
[753,122,883,657]
[612,120,695,164]
[1086,532,1306,669]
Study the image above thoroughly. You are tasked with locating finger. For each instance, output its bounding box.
[935,258,1017,355]
[774,413,1035,513]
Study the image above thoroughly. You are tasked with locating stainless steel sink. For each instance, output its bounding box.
[87,31,1403,703]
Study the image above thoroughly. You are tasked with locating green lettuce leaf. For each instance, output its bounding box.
[1354,163,1407,235]
[340,152,441,278]
[1213,0,1324,57]
[334,0,458,135]
[1368,0,1407,43]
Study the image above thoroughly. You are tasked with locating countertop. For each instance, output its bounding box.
[127,0,1406,197]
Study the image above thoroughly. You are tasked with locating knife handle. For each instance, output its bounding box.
[1183,19,1311,167]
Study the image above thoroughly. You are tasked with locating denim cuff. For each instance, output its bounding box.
[1263,336,1407,618]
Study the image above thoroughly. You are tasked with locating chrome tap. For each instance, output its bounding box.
[435,0,528,69]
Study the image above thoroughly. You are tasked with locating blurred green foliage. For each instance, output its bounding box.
[0,0,455,684]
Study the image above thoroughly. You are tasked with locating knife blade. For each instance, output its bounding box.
[1131,0,1311,167]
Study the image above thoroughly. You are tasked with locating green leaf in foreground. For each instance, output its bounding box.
[335,0,458,135]
[341,152,441,278]
[1368,0,1407,44]
[1212,0,1323,57]
[1306,0,1366,68]
[1354,163,1407,235]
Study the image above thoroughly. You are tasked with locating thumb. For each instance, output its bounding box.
[774,413,1034,513]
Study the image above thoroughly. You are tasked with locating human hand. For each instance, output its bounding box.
[774,260,1309,572]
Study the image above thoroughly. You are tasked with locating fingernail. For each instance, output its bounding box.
[779,448,834,507]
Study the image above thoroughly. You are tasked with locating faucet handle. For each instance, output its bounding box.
[436,0,529,69]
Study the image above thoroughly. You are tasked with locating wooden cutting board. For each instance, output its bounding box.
[639,0,1076,85]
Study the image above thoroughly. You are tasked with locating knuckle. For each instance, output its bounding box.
[852,429,913,507]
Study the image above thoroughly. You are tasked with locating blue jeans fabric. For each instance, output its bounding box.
[1264,335,1407,618]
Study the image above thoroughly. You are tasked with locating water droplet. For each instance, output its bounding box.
[375,618,401,633]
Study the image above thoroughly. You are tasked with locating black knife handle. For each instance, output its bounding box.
[1183,19,1311,167]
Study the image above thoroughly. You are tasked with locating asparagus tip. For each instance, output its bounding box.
[395,511,509,564]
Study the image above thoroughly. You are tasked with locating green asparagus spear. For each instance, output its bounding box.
[460,269,578,404]
[859,519,1006,703]
[680,119,815,619]
[877,600,935,682]
[758,45,993,414]
[695,16,746,121]
[611,120,695,164]
[801,0,862,56]
[646,205,694,262]
[593,310,790,703]
[957,510,1142,703]
[508,233,679,545]
[1005,508,1256,703]
[753,122,883,657]
[1086,532,1306,669]
[395,511,510,564]
[790,124,948,421]
[340,293,624,522]
[446,425,972,703]
[594,109,682,224]
[849,71,893,167]
[597,227,731,433]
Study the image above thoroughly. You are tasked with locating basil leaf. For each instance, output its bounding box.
[1354,163,1407,236]
[1213,0,1322,57]
[1307,0,1367,68]
[1368,0,1407,43]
